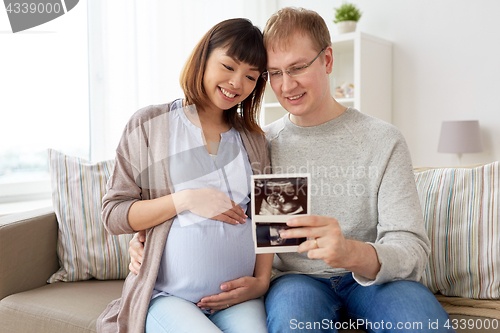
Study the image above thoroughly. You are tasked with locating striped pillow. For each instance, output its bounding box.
[48,149,132,282]
[415,162,499,299]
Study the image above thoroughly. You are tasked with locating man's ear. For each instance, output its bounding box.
[324,46,334,74]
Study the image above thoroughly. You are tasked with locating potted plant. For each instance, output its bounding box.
[333,2,362,34]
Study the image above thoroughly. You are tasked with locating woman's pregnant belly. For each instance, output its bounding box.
[153,216,255,303]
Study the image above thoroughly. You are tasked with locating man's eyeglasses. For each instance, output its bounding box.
[262,47,326,82]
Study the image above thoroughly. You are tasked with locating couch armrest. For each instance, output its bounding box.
[0,207,60,300]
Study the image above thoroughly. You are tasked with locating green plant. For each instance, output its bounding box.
[333,3,362,23]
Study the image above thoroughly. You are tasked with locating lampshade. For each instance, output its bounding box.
[437,120,484,154]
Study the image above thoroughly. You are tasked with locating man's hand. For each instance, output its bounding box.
[279,215,381,280]
[196,276,269,312]
[129,230,145,275]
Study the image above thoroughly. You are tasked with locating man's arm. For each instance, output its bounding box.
[279,130,430,285]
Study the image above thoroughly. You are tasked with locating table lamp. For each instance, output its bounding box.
[437,120,484,165]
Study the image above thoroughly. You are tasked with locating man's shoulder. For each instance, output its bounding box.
[348,109,403,140]
[263,116,287,141]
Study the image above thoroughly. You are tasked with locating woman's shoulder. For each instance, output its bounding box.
[131,100,181,122]
[238,127,267,146]
[237,128,270,173]
[124,100,182,132]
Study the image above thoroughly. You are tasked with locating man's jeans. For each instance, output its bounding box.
[265,273,455,333]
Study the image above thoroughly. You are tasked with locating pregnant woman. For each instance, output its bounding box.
[97,18,273,333]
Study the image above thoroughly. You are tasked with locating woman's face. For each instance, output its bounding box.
[202,47,261,112]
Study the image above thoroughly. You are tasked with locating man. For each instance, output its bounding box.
[130,7,454,332]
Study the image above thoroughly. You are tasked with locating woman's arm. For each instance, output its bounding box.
[252,253,274,291]
[128,191,188,231]
[129,188,248,231]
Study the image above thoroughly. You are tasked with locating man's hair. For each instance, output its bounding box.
[180,18,267,133]
[263,7,331,53]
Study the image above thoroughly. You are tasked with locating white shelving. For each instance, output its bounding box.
[261,31,392,125]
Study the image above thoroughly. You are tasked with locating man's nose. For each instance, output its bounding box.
[281,73,297,92]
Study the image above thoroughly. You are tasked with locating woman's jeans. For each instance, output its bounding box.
[145,295,268,333]
[265,273,455,333]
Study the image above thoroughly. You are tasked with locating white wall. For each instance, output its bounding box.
[277,0,500,167]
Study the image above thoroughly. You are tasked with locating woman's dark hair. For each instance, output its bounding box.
[180,18,267,133]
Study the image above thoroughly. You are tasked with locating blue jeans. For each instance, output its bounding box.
[145,295,268,333]
[265,273,455,333]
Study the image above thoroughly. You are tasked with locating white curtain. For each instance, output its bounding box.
[88,0,276,161]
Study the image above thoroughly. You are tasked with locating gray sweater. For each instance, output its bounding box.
[264,108,430,286]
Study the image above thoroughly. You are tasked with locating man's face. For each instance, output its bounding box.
[266,32,333,123]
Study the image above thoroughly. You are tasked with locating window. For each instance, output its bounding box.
[0,0,272,214]
[0,1,89,209]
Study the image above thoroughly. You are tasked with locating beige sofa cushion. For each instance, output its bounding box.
[436,294,500,320]
[0,207,59,300]
[0,280,123,333]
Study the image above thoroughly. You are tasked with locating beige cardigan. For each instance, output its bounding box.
[97,102,270,333]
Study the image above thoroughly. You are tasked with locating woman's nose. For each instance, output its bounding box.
[229,75,242,89]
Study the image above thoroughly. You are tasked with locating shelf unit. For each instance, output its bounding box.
[261,31,392,125]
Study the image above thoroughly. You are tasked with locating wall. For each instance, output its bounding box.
[276,0,500,167]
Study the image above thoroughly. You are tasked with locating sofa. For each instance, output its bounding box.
[1,162,500,333]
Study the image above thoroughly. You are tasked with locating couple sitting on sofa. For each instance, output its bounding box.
[100,7,454,333]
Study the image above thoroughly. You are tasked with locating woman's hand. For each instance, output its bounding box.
[129,230,145,275]
[196,276,269,312]
[128,188,246,231]
[185,188,247,225]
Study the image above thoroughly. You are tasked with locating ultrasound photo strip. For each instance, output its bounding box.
[251,174,311,253]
